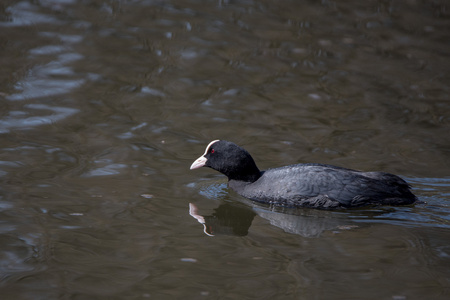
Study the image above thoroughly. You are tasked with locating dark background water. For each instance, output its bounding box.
[1,0,449,299]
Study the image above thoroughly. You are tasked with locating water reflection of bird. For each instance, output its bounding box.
[189,203,255,236]
[191,140,417,209]
[189,202,359,237]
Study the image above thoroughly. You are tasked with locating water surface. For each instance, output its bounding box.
[0,0,449,299]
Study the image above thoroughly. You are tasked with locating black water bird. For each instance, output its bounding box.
[190,140,417,209]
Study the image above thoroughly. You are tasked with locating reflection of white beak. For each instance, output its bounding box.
[189,203,205,223]
[189,203,214,237]
[190,156,207,170]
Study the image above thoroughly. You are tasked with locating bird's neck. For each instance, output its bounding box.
[227,169,261,183]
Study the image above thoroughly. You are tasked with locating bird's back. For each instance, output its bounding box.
[229,163,416,208]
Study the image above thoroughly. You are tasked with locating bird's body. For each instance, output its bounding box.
[229,163,415,209]
[190,140,416,209]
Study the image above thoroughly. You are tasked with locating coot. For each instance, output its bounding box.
[190,140,417,209]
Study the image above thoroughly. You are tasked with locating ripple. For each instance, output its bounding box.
[82,163,128,177]
[0,1,63,27]
[0,104,79,132]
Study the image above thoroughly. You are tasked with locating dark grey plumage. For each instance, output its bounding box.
[191,140,417,209]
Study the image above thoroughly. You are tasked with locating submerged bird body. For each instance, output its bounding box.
[190,140,416,209]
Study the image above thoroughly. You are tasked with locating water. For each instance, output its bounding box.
[1,0,449,299]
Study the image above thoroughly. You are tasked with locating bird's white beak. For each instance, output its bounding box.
[190,155,207,170]
[190,140,219,170]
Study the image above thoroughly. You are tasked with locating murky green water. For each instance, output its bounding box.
[1,0,449,299]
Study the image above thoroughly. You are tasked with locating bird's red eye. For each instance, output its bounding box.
[211,149,215,154]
